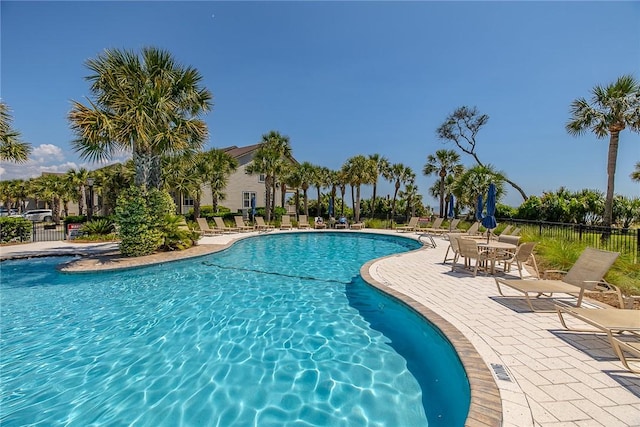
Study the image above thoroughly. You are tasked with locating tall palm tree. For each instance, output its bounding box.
[68,47,212,189]
[311,166,331,217]
[384,163,415,225]
[423,149,463,217]
[342,155,372,223]
[0,101,31,163]
[65,168,90,216]
[246,131,292,221]
[368,154,389,218]
[202,149,238,214]
[566,74,640,227]
[162,154,202,216]
[295,162,316,217]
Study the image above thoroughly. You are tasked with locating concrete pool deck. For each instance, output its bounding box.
[1,229,638,426]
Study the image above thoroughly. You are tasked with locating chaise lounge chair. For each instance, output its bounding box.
[280,215,293,230]
[234,215,255,232]
[555,305,640,373]
[421,217,447,235]
[255,216,275,231]
[196,218,222,236]
[213,216,239,234]
[297,215,311,229]
[494,247,621,312]
[395,216,419,233]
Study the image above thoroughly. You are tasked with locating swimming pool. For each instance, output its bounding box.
[0,232,470,426]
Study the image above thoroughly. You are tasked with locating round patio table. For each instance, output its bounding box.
[477,240,517,275]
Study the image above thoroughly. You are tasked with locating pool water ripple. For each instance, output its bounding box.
[1,233,469,426]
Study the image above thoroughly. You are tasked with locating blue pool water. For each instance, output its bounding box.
[0,232,470,426]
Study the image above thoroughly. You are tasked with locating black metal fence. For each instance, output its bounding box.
[502,218,639,263]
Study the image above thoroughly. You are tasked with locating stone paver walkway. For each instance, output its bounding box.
[1,229,639,426]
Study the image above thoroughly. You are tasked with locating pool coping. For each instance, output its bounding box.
[1,230,502,426]
[361,251,502,427]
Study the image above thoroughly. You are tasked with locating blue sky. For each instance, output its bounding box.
[1,1,639,208]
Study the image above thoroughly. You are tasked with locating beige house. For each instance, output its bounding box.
[177,144,299,216]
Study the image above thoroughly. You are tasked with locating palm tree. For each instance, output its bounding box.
[0,101,31,163]
[342,155,372,223]
[202,149,238,214]
[368,154,390,218]
[246,131,292,222]
[452,165,506,212]
[384,163,415,225]
[566,74,640,227]
[423,149,463,217]
[65,168,90,216]
[311,166,330,217]
[68,47,212,189]
[162,154,202,216]
[295,162,316,217]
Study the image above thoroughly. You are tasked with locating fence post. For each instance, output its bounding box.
[578,223,584,242]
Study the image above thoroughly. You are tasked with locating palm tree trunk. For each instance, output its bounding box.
[603,131,620,227]
[439,177,445,218]
[316,187,322,217]
[303,189,309,217]
[355,186,361,222]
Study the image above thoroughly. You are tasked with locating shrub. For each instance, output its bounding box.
[159,214,199,251]
[80,218,115,236]
[115,186,175,257]
[0,217,32,243]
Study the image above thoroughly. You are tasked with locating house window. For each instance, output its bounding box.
[259,174,265,183]
[183,197,195,207]
[243,192,257,209]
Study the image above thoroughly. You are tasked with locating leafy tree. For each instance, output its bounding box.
[516,196,543,220]
[566,74,640,227]
[423,149,463,217]
[69,47,212,189]
[0,101,31,163]
[437,106,528,201]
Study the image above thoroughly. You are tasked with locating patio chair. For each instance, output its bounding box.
[297,215,311,229]
[314,217,327,229]
[213,216,239,233]
[494,247,621,312]
[196,217,221,236]
[510,227,521,236]
[443,233,465,264]
[453,237,490,277]
[422,217,447,235]
[280,215,293,230]
[350,221,365,230]
[496,241,538,278]
[234,216,255,232]
[466,221,481,236]
[396,216,419,233]
[448,218,461,231]
[497,234,521,246]
[555,305,640,373]
[254,216,275,231]
[500,225,514,236]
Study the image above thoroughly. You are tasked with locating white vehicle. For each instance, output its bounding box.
[23,209,53,222]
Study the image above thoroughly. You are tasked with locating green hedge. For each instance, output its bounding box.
[0,217,32,243]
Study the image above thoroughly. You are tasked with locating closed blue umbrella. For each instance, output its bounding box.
[475,194,484,222]
[447,194,455,231]
[481,183,497,242]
